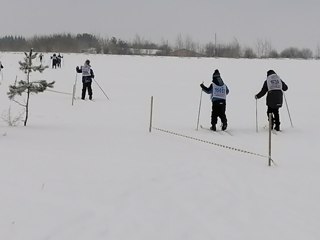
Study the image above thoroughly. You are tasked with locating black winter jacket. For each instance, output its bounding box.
[256,75,288,108]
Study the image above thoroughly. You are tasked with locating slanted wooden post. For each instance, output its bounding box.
[72,73,78,106]
[71,84,76,106]
[196,88,203,130]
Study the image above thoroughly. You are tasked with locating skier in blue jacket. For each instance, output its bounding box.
[200,69,229,131]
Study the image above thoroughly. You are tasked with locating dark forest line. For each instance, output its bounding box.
[0,33,318,59]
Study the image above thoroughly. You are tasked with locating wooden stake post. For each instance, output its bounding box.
[268,113,272,166]
[149,96,154,132]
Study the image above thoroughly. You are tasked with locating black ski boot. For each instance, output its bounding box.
[222,123,227,131]
[210,125,216,131]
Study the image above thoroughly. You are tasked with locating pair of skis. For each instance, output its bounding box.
[262,125,283,135]
[200,125,233,136]
[200,125,283,136]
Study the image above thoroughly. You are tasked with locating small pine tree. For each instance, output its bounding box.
[7,48,55,126]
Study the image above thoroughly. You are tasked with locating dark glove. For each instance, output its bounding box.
[200,83,205,88]
[76,66,79,71]
[254,95,258,99]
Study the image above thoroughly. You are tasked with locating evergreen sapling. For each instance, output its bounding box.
[7,49,55,126]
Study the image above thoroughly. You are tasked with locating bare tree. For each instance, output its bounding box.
[185,35,196,52]
[205,42,215,57]
[175,33,184,50]
[256,39,273,58]
[243,47,257,58]
[300,48,313,59]
[280,47,312,59]
[315,44,320,59]
[280,47,298,58]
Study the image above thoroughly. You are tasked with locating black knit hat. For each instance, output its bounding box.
[213,69,220,77]
[267,70,275,76]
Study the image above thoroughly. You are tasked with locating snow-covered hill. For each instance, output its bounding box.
[0,52,319,240]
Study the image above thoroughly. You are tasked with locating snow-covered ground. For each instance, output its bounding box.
[0,52,319,240]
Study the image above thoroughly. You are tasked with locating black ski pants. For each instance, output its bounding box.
[82,82,92,99]
[211,101,227,126]
[267,106,280,127]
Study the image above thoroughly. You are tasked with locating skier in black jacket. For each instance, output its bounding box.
[255,70,288,131]
[76,59,95,100]
[0,61,3,83]
[51,54,58,68]
[200,69,229,131]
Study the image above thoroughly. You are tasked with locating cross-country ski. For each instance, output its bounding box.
[200,125,233,136]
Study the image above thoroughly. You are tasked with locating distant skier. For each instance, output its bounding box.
[255,70,288,131]
[51,54,58,68]
[76,59,94,100]
[57,53,63,68]
[39,53,44,64]
[0,60,3,83]
[200,69,229,131]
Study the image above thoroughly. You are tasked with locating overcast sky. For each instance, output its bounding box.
[1,0,320,51]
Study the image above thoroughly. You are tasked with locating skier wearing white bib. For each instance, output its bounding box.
[255,70,288,131]
[200,69,229,131]
[76,59,95,100]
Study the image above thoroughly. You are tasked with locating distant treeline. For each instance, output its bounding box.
[0,33,319,59]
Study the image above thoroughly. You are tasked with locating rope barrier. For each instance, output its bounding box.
[153,127,268,159]
[47,89,72,95]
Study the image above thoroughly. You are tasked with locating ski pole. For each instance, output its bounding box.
[93,78,110,100]
[256,98,258,132]
[283,92,293,128]
[196,84,203,130]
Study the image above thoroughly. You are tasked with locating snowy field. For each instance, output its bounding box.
[0,52,319,240]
